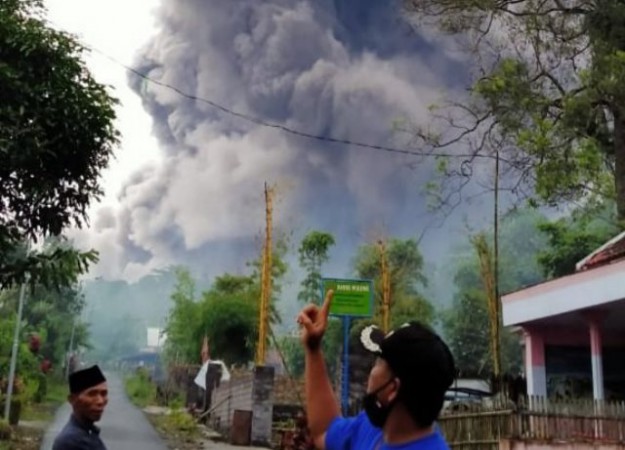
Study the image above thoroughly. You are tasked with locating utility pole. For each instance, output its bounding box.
[65,319,76,380]
[5,282,28,421]
[493,150,501,381]
[473,150,503,381]
[377,240,391,333]
[255,183,274,366]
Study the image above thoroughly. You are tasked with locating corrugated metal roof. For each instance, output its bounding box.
[576,231,625,271]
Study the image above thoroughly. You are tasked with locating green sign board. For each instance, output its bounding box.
[322,278,373,317]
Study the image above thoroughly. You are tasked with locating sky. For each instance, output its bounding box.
[43,1,495,320]
[46,0,161,209]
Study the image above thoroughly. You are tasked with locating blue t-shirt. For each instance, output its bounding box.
[326,413,449,450]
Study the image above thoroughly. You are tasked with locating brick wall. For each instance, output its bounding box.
[210,371,254,434]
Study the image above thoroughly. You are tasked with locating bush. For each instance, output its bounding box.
[125,368,156,407]
[154,410,198,440]
[0,419,11,440]
[0,399,22,426]
[167,410,196,433]
[34,373,47,404]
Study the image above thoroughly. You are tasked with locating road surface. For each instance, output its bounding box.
[40,372,168,450]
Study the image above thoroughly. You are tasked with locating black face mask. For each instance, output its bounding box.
[362,378,396,428]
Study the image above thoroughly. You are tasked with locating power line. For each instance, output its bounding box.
[82,45,494,162]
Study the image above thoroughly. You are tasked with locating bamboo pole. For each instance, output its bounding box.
[256,183,273,366]
[377,240,391,333]
[472,234,501,378]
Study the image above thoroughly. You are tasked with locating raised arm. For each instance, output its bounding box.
[297,290,341,449]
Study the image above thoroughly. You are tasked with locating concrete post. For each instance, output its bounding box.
[251,365,275,447]
[523,328,547,397]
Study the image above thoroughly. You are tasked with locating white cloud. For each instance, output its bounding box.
[45,0,162,209]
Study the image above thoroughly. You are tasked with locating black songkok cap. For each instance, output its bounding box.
[69,365,106,394]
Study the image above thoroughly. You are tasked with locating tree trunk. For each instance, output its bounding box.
[613,108,625,221]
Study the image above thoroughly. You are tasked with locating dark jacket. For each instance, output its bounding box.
[52,415,106,450]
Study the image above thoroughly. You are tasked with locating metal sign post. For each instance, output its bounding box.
[322,278,373,416]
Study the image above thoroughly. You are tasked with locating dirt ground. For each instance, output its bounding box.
[145,412,269,450]
[0,424,45,450]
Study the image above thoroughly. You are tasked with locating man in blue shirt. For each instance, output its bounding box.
[297,290,455,450]
[52,365,108,450]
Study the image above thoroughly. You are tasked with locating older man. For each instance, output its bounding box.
[52,365,108,450]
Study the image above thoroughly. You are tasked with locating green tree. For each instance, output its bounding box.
[537,203,619,278]
[0,0,118,287]
[163,268,201,364]
[405,0,625,220]
[0,313,39,394]
[442,289,490,377]
[353,239,433,329]
[23,284,89,366]
[288,230,339,382]
[443,209,547,376]
[199,277,259,365]
[297,231,336,304]
[164,240,290,366]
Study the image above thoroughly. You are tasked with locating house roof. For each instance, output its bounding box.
[502,257,625,326]
[501,231,625,326]
[576,231,625,271]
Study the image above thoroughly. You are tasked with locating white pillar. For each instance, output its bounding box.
[589,320,605,401]
[524,329,547,397]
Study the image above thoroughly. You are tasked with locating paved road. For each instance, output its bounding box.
[40,372,168,450]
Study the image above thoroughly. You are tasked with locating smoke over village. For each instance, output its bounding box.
[2,0,625,448]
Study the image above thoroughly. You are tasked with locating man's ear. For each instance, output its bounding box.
[388,378,401,403]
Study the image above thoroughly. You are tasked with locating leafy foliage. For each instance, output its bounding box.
[280,231,340,380]
[297,231,335,305]
[0,0,118,287]
[163,270,259,366]
[537,204,620,278]
[0,278,87,406]
[443,209,547,377]
[0,238,90,405]
[164,238,290,366]
[125,368,157,408]
[405,0,625,220]
[353,239,433,328]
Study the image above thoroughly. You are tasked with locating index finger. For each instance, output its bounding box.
[320,289,334,319]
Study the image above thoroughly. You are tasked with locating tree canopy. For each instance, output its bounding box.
[164,238,289,366]
[0,0,118,287]
[297,231,335,305]
[405,0,625,221]
[443,209,546,377]
[353,238,434,330]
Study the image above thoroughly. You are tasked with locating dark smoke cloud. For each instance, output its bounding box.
[74,0,490,311]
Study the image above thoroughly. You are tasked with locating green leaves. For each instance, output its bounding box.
[297,230,335,304]
[443,208,547,376]
[163,239,290,366]
[0,0,118,287]
[405,0,625,218]
[0,238,98,290]
[353,239,432,327]
[537,203,619,278]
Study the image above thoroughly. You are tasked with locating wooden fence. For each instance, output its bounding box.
[439,397,625,450]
